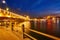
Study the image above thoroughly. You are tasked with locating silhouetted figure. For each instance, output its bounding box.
[11,25,13,31]
[22,24,25,38]
[22,24,24,32]
[11,23,14,31]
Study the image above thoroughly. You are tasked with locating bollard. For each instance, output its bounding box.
[11,24,13,31]
[22,24,25,39]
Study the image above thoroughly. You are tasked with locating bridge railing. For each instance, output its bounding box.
[23,28,60,40]
[24,32,37,40]
[0,8,30,20]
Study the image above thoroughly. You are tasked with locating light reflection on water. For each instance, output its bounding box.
[30,19,60,37]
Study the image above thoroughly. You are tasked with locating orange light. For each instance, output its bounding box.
[25,16,30,20]
[0,15,2,16]
[52,17,55,20]
[52,17,56,23]
[6,15,11,17]
[47,16,51,19]
[0,13,3,16]
[34,18,37,21]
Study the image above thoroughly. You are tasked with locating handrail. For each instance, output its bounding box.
[25,28,60,40]
[24,32,37,40]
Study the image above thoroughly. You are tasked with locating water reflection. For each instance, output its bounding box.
[30,18,60,37]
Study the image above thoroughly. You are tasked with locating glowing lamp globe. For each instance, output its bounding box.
[2,0,6,4]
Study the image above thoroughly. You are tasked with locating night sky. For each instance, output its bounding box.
[1,0,60,17]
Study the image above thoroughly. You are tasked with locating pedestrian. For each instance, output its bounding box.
[11,24,13,31]
[22,24,25,38]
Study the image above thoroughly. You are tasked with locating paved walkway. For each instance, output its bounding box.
[0,29,23,40]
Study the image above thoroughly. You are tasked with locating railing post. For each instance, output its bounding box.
[22,24,25,39]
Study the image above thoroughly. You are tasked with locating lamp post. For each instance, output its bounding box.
[2,0,9,10]
[2,0,11,30]
[2,0,6,4]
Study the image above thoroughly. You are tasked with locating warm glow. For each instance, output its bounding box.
[0,8,1,12]
[6,8,9,11]
[52,17,56,23]
[47,16,51,19]
[0,14,2,16]
[19,21,31,33]
[57,18,59,23]
[34,18,37,21]
[26,16,30,20]
[0,8,28,20]
[26,16,29,18]
[52,17,55,20]
[11,12,26,20]
[6,15,11,17]
[0,13,3,16]
[40,19,46,22]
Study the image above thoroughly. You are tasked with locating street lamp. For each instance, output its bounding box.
[2,0,9,11]
[2,0,6,4]
[6,7,9,11]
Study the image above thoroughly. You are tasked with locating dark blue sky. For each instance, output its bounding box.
[3,0,60,16]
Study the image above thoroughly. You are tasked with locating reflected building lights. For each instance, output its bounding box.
[52,17,56,23]
[56,18,60,33]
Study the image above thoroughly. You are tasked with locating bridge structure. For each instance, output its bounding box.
[0,8,30,31]
[0,8,32,40]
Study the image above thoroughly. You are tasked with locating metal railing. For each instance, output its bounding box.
[23,28,60,40]
[24,32,37,40]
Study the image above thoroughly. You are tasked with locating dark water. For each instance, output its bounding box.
[29,19,60,40]
[29,31,54,40]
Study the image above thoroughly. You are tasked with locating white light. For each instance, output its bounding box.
[6,15,11,17]
[40,19,46,22]
[7,16,11,17]
[2,0,6,4]
[6,8,9,11]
